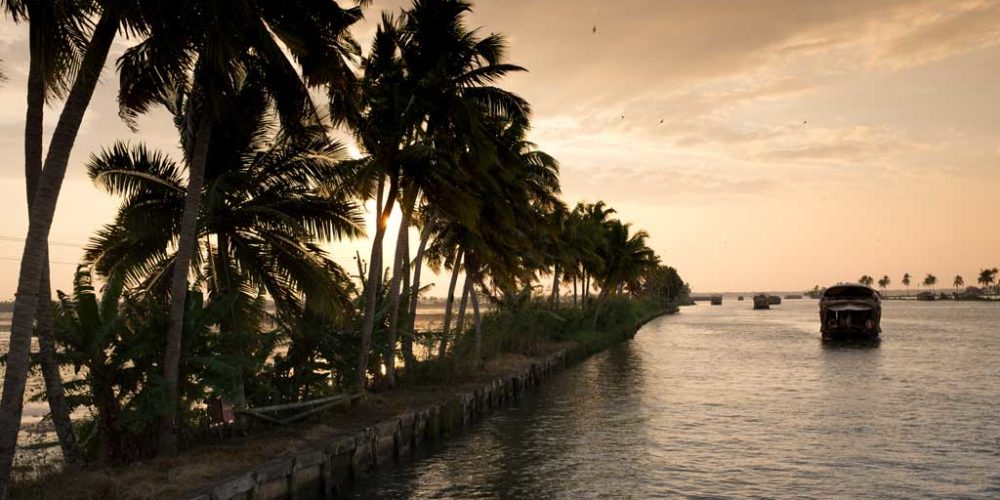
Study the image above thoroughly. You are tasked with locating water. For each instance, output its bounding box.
[350,299,1000,499]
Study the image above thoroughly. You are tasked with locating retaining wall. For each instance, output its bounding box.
[184,309,671,500]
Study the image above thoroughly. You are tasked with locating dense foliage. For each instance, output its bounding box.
[2,0,689,476]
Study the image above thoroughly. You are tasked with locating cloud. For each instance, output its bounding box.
[877,1,1000,67]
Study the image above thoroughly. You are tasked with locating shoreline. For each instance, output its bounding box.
[183,307,675,500]
[13,307,675,499]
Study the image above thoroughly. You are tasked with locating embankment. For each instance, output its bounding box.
[181,307,674,500]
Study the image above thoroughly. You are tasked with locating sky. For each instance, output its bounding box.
[0,0,998,298]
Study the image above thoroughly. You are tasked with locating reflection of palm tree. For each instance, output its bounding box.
[923,274,937,292]
[902,273,911,296]
[953,275,964,290]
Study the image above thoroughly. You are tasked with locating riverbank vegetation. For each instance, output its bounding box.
[819,267,1000,300]
[0,0,688,493]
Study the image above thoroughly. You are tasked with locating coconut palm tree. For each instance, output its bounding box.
[923,274,937,292]
[84,80,364,408]
[953,275,964,291]
[345,0,530,388]
[877,275,890,296]
[2,0,90,465]
[590,220,659,327]
[858,275,874,287]
[113,0,364,453]
[902,273,912,296]
[0,1,135,487]
[979,268,997,297]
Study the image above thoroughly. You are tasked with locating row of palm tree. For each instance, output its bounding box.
[0,0,678,489]
[859,269,1000,296]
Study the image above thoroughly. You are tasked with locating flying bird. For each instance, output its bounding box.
[593,25,597,34]
[659,119,664,124]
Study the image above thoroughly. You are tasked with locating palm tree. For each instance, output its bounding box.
[591,220,658,327]
[878,275,890,296]
[346,0,530,388]
[2,0,89,465]
[923,274,937,292]
[858,275,874,287]
[0,1,128,488]
[979,268,997,297]
[113,0,364,453]
[85,81,364,408]
[953,275,964,291]
[902,273,912,296]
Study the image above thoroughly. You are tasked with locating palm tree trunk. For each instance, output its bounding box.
[455,272,472,340]
[356,177,398,392]
[469,267,483,365]
[404,221,432,368]
[158,112,214,457]
[573,275,578,308]
[0,11,117,493]
[591,286,612,329]
[438,247,463,360]
[399,229,412,371]
[550,265,559,307]
[23,27,81,466]
[383,189,416,387]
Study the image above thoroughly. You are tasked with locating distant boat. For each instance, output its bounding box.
[784,294,803,300]
[768,295,782,305]
[737,295,745,301]
[916,291,936,301]
[806,290,823,299]
[753,294,770,310]
[710,295,723,306]
[820,283,881,340]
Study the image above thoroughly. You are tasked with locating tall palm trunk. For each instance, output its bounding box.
[470,284,482,364]
[356,177,398,392]
[573,275,578,307]
[550,265,559,307]
[438,248,463,360]
[0,11,118,494]
[404,221,432,368]
[158,113,214,456]
[454,272,472,340]
[23,23,81,466]
[383,189,416,387]
[399,229,412,371]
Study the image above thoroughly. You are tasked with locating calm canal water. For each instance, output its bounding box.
[350,299,1000,499]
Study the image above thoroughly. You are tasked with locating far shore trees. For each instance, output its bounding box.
[924,274,937,292]
[953,275,964,290]
[878,275,890,296]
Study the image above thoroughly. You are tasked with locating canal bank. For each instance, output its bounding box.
[11,299,676,500]
[182,307,676,500]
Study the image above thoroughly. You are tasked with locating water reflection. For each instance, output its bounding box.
[350,300,1000,499]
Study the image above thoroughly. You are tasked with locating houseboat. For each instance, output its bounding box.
[753,294,770,310]
[710,295,723,305]
[819,283,881,340]
[768,295,782,305]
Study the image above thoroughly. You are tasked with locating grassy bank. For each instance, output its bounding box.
[11,296,675,500]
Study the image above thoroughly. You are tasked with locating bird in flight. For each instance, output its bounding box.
[593,25,597,34]
[659,119,664,124]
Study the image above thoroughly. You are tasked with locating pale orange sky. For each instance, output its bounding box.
[0,0,998,297]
